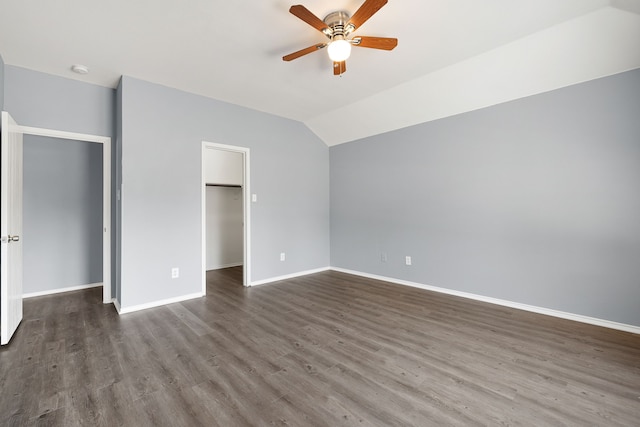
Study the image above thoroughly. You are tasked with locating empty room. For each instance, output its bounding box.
[1,0,639,425]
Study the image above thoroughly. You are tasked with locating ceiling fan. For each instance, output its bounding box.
[282,0,398,76]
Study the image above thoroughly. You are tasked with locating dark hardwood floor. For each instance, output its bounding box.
[1,267,639,426]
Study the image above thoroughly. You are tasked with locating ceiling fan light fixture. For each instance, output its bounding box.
[327,37,351,62]
[284,1,397,75]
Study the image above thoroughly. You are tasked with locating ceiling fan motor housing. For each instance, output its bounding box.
[323,11,353,39]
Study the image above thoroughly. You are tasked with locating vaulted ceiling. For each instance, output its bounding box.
[1,0,639,145]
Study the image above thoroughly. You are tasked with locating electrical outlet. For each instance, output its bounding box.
[252,194,257,202]
[171,267,179,278]
[381,252,388,262]
[405,256,412,266]
[280,252,286,261]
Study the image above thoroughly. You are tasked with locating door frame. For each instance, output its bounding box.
[201,141,251,293]
[18,124,112,303]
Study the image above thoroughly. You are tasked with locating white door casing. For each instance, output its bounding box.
[1,111,24,345]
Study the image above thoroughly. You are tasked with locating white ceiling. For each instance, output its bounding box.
[1,0,639,145]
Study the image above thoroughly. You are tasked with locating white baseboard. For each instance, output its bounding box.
[117,292,204,314]
[23,282,102,299]
[112,298,121,313]
[206,262,243,271]
[251,267,330,287]
[330,267,640,335]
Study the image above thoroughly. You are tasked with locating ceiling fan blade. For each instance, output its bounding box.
[333,61,346,76]
[353,36,397,50]
[347,0,388,31]
[289,5,329,33]
[283,43,327,61]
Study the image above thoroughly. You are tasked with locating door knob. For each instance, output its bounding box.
[8,235,19,242]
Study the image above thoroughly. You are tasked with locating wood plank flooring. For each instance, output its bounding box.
[1,267,639,426]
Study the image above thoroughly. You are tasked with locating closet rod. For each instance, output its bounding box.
[206,184,242,188]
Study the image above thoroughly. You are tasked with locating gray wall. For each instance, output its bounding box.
[0,54,5,110]
[330,68,640,327]
[119,76,329,309]
[23,135,103,293]
[4,66,114,135]
[4,66,116,296]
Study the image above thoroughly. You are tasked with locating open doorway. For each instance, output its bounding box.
[205,184,243,270]
[201,142,251,293]
[22,135,103,298]
[18,124,111,303]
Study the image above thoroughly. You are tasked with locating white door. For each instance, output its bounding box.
[1,111,24,345]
